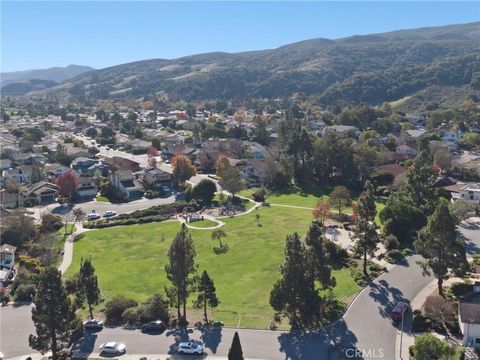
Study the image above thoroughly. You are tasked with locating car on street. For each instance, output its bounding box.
[99,342,126,354]
[103,210,116,217]
[178,342,204,355]
[87,212,100,220]
[161,185,171,193]
[83,318,104,329]
[141,320,166,333]
[391,301,409,321]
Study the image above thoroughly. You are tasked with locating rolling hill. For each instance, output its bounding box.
[18,22,480,107]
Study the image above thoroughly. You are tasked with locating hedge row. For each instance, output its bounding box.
[83,201,187,229]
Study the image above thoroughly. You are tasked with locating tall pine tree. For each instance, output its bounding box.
[194,270,219,324]
[305,221,336,289]
[414,199,468,296]
[29,267,76,360]
[270,233,321,329]
[165,224,197,325]
[77,258,101,319]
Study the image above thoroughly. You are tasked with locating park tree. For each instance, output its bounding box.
[3,179,25,208]
[312,199,331,225]
[305,221,336,289]
[1,214,37,248]
[71,208,85,234]
[191,179,216,204]
[407,150,439,215]
[211,229,227,249]
[29,267,77,360]
[411,333,454,360]
[219,167,245,199]
[216,155,231,178]
[354,144,379,182]
[193,270,219,324]
[151,136,162,150]
[270,233,321,329]
[228,332,244,360]
[353,193,379,277]
[57,172,78,203]
[414,199,468,296]
[165,224,197,324]
[172,155,196,187]
[329,186,351,215]
[76,258,101,319]
[85,127,97,138]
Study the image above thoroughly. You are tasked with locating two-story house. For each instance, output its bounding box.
[142,166,173,190]
[458,292,480,348]
[110,170,144,201]
[459,183,480,204]
[46,163,71,179]
[71,157,99,175]
[75,175,97,199]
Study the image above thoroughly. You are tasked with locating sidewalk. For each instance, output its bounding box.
[9,353,266,360]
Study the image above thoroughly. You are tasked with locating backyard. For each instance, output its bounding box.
[66,203,360,329]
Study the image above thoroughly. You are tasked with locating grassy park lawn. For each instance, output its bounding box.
[188,219,219,228]
[96,195,110,203]
[67,205,360,329]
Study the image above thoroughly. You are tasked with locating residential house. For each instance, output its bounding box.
[71,157,99,175]
[0,190,25,209]
[0,159,12,170]
[322,125,361,137]
[405,129,428,141]
[0,243,16,288]
[110,170,144,201]
[442,130,463,143]
[102,156,141,172]
[375,164,406,182]
[26,181,58,204]
[395,144,417,159]
[75,176,97,199]
[85,163,109,177]
[124,139,151,154]
[2,166,32,183]
[458,183,480,204]
[142,166,173,190]
[46,163,71,179]
[458,292,480,348]
[64,145,90,158]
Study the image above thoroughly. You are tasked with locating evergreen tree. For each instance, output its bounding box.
[305,221,336,289]
[165,224,197,324]
[364,180,377,221]
[228,331,244,360]
[77,258,101,319]
[269,233,321,329]
[29,267,76,360]
[354,193,379,277]
[193,270,219,324]
[407,150,439,215]
[414,199,468,296]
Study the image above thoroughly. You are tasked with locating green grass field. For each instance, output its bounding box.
[67,205,360,328]
[188,219,219,228]
[95,195,110,203]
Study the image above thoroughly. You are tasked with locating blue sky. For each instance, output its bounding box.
[1,1,478,72]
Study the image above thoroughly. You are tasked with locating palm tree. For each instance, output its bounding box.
[211,229,227,248]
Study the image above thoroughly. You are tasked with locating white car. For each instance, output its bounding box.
[87,213,100,220]
[178,342,204,355]
[99,342,126,354]
[103,210,116,217]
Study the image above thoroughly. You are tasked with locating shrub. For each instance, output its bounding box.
[383,234,399,251]
[13,284,36,302]
[121,307,140,325]
[412,312,430,332]
[325,240,349,266]
[137,294,170,324]
[350,268,368,287]
[252,187,267,202]
[41,213,63,232]
[105,296,138,323]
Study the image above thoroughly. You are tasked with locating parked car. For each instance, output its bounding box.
[83,318,104,329]
[161,185,171,193]
[87,213,100,220]
[99,342,126,354]
[141,320,166,333]
[103,210,116,217]
[178,342,204,355]
[391,301,409,321]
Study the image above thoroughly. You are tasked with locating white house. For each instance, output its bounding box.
[75,176,97,199]
[46,163,71,178]
[458,292,480,348]
[2,166,31,183]
[110,170,144,201]
[459,183,480,204]
[0,159,12,170]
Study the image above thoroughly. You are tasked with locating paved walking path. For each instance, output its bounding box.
[58,223,91,274]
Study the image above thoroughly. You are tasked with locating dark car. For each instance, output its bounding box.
[141,320,166,333]
[391,301,409,321]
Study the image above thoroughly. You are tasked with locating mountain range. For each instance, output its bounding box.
[1,65,94,94]
[4,22,480,108]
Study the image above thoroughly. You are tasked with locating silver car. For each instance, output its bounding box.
[99,341,126,354]
[178,341,204,355]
